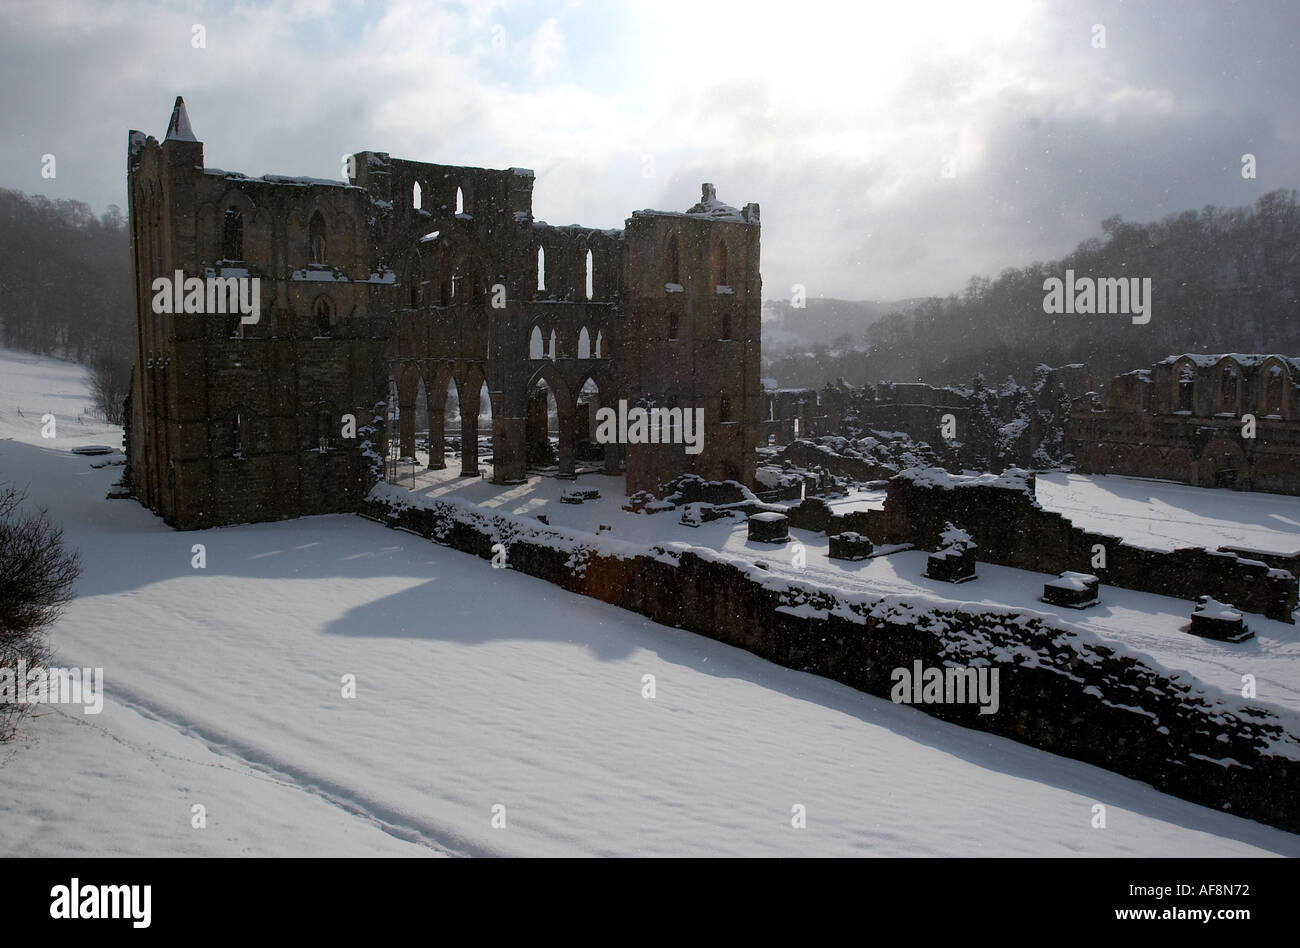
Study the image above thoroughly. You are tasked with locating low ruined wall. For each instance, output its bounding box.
[362,483,1300,834]
[840,469,1297,623]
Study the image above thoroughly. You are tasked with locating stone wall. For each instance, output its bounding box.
[1069,354,1300,494]
[832,469,1298,622]
[362,483,1300,834]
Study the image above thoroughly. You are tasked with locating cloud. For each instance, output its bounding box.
[0,0,1296,301]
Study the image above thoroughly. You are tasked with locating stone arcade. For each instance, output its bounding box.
[125,97,761,529]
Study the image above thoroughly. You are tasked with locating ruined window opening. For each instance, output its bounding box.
[455,187,464,215]
[1177,365,1194,412]
[314,297,333,337]
[318,410,335,452]
[234,412,249,457]
[1267,365,1284,415]
[309,210,326,265]
[720,394,732,423]
[665,235,680,285]
[713,240,728,286]
[595,329,605,359]
[548,328,557,360]
[409,274,421,308]
[585,249,594,300]
[537,246,546,292]
[721,310,732,340]
[578,326,592,359]
[221,207,243,261]
[529,325,545,359]
[667,312,679,340]
[413,181,422,210]
[1221,366,1239,411]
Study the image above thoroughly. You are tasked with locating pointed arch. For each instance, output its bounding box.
[595,328,606,359]
[577,326,592,359]
[537,245,546,293]
[574,374,610,468]
[232,407,251,458]
[1262,357,1290,417]
[529,325,545,359]
[548,328,557,360]
[221,206,243,261]
[311,398,340,452]
[412,181,422,210]
[585,248,594,300]
[455,186,465,215]
[455,366,489,476]
[1174,356,1196,413]
[1219,356,1242,414]
[525,362,575,475]
[408,251,422,307]
[712,237,729,286]
[313,295,334,337]
[309,210,327,264]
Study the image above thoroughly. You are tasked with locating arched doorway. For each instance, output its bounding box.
[525,377,560,470]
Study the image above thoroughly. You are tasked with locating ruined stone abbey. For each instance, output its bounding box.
[125,97,761,529]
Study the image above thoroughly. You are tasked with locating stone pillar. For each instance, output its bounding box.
[459,406,479,476]
[557,417,576,479]
[493,415,527,484]
[427,408,446,469]
[399,398,416,459]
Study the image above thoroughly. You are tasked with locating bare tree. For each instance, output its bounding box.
[88,346,131,425]
[0,484,81,741]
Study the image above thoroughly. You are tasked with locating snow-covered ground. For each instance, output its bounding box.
[1,348,1297,856]
[397,463,1300,716]
[1037,471,1300,555]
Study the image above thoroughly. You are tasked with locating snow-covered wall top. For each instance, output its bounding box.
[1159,352,1300,372]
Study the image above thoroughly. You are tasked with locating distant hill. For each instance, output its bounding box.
[762,297,923,353]
[765,189,1300,391]
[0,188,131,363]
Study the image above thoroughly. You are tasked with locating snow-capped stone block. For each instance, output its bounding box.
[1042,571,1101,609]
[748,511,790,544]
[680,502,737,527]
[926,545,977,583]
[829,532,873,561]
[1189,596,1253,642]
[926,522,977,583]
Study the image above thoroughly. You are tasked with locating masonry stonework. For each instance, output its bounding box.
[1069,353,1300,494]
[125,97,760,529]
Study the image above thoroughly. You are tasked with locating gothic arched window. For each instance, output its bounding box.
[309,211,326,265]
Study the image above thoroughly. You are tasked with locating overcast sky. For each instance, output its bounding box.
[1,0,1297,301]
